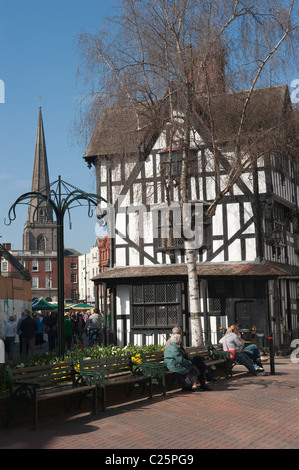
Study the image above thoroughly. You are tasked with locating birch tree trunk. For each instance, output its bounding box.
[185,243,203,346]
[181,83,204,347]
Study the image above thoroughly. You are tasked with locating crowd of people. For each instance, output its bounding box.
[2,308,102,361]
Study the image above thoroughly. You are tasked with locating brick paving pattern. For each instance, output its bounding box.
[0,356,298,450]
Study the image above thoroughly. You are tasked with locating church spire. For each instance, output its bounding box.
[31,107,50,191]
[23,107,57,252]
[28,107,53,222]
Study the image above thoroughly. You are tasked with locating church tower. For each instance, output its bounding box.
[23,107,57,252]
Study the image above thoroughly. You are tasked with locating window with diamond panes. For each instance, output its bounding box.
[161,150,198,178]
[156,284,166,303]
[133,305,143,325]
[132,285,143,303]
[208,297,225,315]
[156,306,167,325]
[155,209,184,251]
[207,280,265,317]
[209,298,221,313]
[167,283,178,302]
[145,306,155,325]
[132,283,180,326]
[168,305,179,324]
[144,285,155,303]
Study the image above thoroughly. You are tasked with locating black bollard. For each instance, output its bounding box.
[268,333,275,375]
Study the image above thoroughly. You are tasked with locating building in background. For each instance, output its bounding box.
[78,235,110,308]
[0,242,31,334]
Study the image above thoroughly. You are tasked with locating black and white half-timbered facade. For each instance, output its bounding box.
[84,84,299,352]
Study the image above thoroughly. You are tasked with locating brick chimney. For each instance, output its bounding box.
[189,44,226,95]
[2,243,11,250]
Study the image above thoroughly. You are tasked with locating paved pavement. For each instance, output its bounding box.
[0,353,298,454]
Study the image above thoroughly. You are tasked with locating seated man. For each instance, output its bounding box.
[165,326,214,388]
[164,328,211,391]
[164,332,199,391]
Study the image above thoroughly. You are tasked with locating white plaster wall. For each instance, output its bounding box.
[212,240,224,262]
[213,205,223,236]
[227,203,240,239]
[245,238,256,260]
[116,285,130,346]
[228,239,241,261]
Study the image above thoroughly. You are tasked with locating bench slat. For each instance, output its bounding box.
[37,384,97,401]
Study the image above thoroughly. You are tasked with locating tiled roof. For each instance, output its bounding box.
[84,103,156,159]
[84,85,292,159]
[92,261,299,283]
[195,85,291,145]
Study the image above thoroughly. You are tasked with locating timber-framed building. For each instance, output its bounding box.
[84,84,299,352]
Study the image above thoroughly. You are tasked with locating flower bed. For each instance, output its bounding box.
[0,343,164,394]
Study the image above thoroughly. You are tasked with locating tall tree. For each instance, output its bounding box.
[76,0,299,346]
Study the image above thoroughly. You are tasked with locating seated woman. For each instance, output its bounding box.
[163,333,200,391]
[219,324,264,375]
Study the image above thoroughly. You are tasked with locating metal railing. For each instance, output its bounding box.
[0,243,31,281]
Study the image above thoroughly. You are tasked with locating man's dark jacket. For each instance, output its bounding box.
[20,316,37,337]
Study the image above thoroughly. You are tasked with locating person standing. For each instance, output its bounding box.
[74,313,85,346]
[3,316,17,361]
[85,310,101,346]
[17,311,26,355]
[45,311,57,351]
[20,310,37,360]
[34,315,44,348]
[83,311,89,324]
[64,315,74,350]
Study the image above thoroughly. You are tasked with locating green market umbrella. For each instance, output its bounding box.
[65,302,94,310]
[32,298,58,311]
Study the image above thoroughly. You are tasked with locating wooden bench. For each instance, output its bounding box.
[78,355,152,411]
[188,345,232,375]
[5,361,98,431]
[138,345,232,394]
[137,351,168,395]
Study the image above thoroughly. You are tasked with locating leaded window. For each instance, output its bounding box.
[132,283,180,327]
[160,150,198,179]
[207,280,265,316]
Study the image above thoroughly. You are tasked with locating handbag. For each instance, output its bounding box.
[225,338,236,360]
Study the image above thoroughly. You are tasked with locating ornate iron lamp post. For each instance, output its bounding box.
[5,176,106,357]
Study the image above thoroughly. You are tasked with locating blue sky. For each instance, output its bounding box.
[0,0,113,254]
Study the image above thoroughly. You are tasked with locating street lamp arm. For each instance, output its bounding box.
[5,189,107,226]
[4,191,58,226]
[59,191,106,217]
